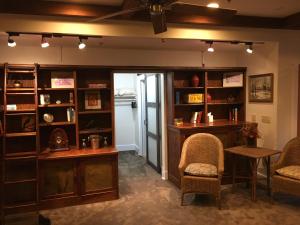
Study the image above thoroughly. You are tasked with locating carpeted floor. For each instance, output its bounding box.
[40,151,300,225]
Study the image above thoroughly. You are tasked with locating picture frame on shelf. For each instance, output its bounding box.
[21,115,36,132]
[51,71,74,89]
[85,91,101,110]
[249,73,273,102]
[223,73,243,87]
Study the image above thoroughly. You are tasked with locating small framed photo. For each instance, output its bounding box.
[85,91,101,110]
[249,73,273,103]
[223,73,243,87]
[51,72,74,89]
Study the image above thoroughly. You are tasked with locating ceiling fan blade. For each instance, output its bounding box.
[150,10,167,34]
[88,5,145,22]
[170,2,237,18]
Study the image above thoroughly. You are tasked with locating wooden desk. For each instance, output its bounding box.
[225,146,280,201]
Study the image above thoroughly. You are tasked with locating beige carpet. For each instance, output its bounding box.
[40,151,300,225]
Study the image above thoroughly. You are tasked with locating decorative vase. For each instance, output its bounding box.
[246,137,257,148]
[191,74,200,87]
[207,93,212,103]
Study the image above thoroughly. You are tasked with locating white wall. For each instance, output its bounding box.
[114,73,138,151]
[239,42,279,149]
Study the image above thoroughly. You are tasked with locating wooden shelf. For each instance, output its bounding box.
[38,103,75,108]
[6,88,35,92]
[39,147,118,160]
[78,110,111,115]
[207,86,243,89]
[6,109,36,114]
[77,87,110,91]
[5,132,37,137]
[4,179,37,185]
[169,120,245,129]
[7,70,34,74]
[5,152,37,158]
[38,88,74,91]
[79,128,112,134]
[207,102,244,105]
[39,121,76,127]
[174,87,204,90]
[6,92,35,95]
[175,103,204,106]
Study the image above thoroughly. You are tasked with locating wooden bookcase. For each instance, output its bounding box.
[0,64,4,225]
[167,67,248,187]
[0,64,118,217]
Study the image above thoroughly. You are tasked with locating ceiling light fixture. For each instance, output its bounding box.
[78,37,87,49]
[41,35,50,48]
[246,43,253,54]
[207,2,220,8]
[8,35,16,47]
[207,41,214,52]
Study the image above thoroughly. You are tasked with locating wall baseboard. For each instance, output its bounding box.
[116,144,139,152]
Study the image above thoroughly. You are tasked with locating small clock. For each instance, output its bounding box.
[49,128,69,151]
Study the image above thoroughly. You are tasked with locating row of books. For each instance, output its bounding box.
[229,108,238,121]
[190,111,203,124]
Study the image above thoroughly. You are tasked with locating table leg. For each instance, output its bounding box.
[251,158,258,201]
[267,156,271,196]
[232,154,236,192]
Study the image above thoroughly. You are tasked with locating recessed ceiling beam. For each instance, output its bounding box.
[0,0,120,18]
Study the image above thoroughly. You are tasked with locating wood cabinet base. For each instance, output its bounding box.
[39,190,119,210]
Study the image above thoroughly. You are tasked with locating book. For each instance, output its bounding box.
[196,111,203,123]
[190,112,198,124]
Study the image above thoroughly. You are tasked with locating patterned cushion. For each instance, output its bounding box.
[276,165,300,180]
[184,163,217,177]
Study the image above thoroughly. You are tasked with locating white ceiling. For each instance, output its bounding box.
[45,0,300,18]
[0,32,254,52]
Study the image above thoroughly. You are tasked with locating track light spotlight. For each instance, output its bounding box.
[41,36,50,48]
[7,35,16,47]
[246,43,253,54]
[207,41,214,52]
[207,2,220,8]
[78,37,87,49]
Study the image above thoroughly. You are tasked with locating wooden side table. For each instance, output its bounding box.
[225,146,280,201]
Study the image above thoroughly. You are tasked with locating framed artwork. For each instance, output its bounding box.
[248,73,273,102]
[223,73,243,87]
[51,72,74,89]
[85,91,101,110]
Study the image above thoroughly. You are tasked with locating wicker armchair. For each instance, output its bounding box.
[271,137,300,198]
[178,133,224,208]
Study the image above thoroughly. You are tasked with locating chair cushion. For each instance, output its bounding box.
[276,165,300,180]
[184,163,217,177]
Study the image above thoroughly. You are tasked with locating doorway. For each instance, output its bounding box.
[114,72,164,174]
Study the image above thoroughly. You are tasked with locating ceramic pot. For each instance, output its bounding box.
[207,93,212,103]
[191,74,200,87]
[246,137,257,148]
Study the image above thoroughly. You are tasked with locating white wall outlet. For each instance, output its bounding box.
[261,116,271,124]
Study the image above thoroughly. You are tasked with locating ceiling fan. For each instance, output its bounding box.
[88,0,236,34]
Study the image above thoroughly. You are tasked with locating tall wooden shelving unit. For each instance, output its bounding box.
[167,67,247,187]
[2,64,38,215]
[1,64,118,219]
[0,64,5,225]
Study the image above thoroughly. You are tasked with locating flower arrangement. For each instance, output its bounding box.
[241,123,260,139]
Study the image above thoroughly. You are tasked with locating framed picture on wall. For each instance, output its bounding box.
[248,73,274,102]
[85,91,101,110]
